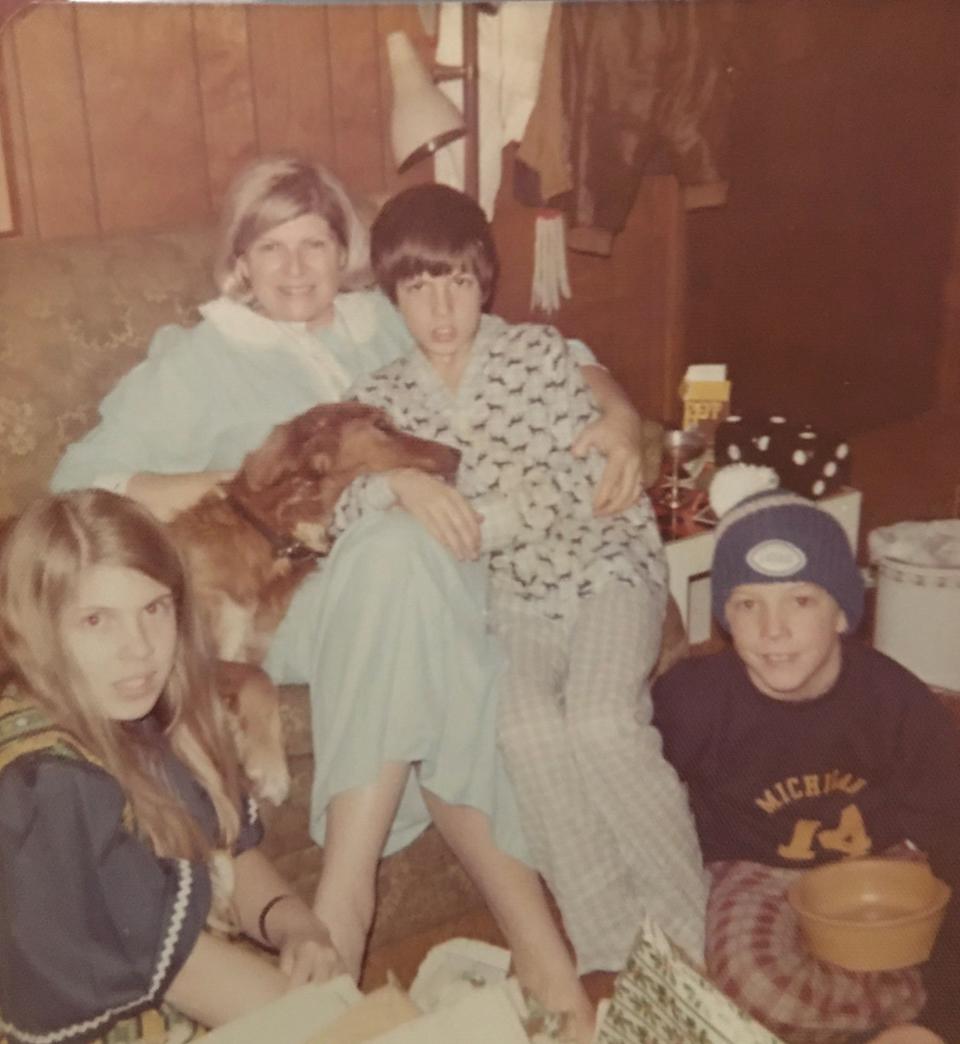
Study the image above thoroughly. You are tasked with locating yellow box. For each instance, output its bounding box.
[680,379,731,439]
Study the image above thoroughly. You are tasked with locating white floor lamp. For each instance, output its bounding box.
[386,4,481,201]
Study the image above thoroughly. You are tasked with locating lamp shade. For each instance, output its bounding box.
[387,31,465,173]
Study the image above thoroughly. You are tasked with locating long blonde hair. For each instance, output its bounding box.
[214,154,372,301]
[0,490,244,860]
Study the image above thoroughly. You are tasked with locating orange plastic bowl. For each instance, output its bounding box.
[787,858,951,972]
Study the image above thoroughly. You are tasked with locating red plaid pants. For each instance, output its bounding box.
[706,861,926,1044]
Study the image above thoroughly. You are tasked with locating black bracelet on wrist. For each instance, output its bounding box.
[258,893,296,948]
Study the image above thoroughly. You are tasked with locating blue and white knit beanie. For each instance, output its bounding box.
[709,464,864,633]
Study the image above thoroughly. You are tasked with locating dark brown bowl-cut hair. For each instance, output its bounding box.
[371,183,499,305]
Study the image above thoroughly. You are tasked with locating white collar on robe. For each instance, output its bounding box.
[200,294,381,347]
[199,295,361,395]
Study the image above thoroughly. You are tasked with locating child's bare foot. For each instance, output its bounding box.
[511,946,596,1044]
[868,1028,945,1044]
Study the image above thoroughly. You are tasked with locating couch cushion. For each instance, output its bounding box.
[278,683,314,759]
[0,228,217,518]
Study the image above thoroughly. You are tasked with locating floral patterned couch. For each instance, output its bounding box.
[0,225,680,962]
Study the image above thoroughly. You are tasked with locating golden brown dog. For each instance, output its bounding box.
[168,401,460,803]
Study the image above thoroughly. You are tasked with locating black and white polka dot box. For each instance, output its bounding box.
[714,415,851,499]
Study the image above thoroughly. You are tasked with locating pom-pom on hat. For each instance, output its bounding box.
[709,464,864,633]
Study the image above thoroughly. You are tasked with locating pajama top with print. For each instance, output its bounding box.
[340,314,667,623]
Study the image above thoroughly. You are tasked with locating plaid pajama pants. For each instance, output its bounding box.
[706,861,926,1044]
[493,581,708,973]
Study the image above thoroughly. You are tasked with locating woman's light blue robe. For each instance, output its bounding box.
[52,293,533,858]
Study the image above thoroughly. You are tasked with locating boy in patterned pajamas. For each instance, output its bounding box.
[333,183,707,971]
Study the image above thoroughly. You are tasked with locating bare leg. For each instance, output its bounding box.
[868,1030,944,1044]
[312,760,410,980]
[421,789,596,1044]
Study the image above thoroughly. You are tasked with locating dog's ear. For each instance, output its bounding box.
[243,422,297,492]
[295,407,342,475]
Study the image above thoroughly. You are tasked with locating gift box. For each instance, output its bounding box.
[679,364,731,448]
[714,414,851,499]
[594,916,785,1044]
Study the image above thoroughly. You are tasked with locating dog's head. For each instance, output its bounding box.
[234,402,460,553]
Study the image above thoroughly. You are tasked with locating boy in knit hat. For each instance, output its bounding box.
[652,466,960,1044]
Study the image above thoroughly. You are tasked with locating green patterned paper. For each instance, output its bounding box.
[595,917,785,1044]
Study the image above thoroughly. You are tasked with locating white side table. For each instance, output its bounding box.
[663,487,862,644]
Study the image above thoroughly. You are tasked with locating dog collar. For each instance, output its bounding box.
[224,492,325,563]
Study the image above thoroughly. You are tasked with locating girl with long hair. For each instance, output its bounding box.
[0,489,339,1044]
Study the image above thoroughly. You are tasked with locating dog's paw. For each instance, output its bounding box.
[244,752,292,806]
[224,664,292,805]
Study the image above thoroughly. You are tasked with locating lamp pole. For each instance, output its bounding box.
[433,3,482,202]
[461,4,479,202]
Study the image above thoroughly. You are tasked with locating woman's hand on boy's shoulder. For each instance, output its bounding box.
[572,411,646,517]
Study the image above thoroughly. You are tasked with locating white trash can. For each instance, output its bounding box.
[870,521,960,691]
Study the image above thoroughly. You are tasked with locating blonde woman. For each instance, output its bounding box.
[0,490,339,1043]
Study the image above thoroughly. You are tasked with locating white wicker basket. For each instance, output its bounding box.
[874,558,960,690]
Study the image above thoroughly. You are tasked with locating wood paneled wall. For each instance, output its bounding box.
[7,1,958,432]
[492,155,686,426]
[1,2,433,238]
[941,160,960,409]
[0,2,686,423]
